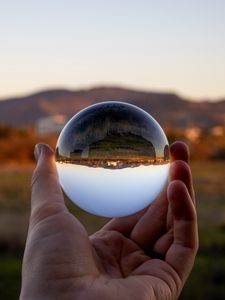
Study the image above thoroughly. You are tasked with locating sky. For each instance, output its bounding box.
[0,0,225,101]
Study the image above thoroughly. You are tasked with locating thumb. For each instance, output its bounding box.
[31,143,67,225]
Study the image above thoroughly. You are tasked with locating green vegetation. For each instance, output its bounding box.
[0,258,22,300]
[180,161,225,299]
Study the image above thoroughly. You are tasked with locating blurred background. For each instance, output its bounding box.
[0,1,225,299]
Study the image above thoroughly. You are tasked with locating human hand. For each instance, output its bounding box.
[20,141,198,300]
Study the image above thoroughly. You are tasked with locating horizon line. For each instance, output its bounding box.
[0,84,224,103]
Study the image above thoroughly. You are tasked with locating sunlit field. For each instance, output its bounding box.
[0,161,225,299]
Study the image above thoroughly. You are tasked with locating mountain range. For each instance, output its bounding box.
[0,86,224,129]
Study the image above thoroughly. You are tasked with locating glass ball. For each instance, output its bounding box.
[55,101,170,218]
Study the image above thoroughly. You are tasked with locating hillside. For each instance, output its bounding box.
[0,86,224,128]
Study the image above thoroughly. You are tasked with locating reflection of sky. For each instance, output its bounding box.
[56,162,170,218]
[57,102,168,159]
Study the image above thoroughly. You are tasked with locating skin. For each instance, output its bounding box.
[20,141,198,300]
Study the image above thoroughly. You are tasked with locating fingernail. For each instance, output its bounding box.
[34,144,42,161]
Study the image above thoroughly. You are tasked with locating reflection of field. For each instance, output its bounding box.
[1,161,225,299]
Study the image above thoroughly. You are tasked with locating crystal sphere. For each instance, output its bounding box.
[55,101,170,218]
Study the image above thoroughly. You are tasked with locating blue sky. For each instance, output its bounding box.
[0,0,225,100]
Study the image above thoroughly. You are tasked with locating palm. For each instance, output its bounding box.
[90,228,179,300]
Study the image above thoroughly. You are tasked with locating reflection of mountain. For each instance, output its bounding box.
[72,132,156,160]
[69,103,158,152]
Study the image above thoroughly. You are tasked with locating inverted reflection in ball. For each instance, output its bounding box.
[55,101,170,217]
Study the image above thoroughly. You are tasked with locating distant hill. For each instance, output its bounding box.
[0,86,224,128]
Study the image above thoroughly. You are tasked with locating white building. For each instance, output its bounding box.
[36,115,67,135]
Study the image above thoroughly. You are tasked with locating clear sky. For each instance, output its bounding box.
[0,0,225,101]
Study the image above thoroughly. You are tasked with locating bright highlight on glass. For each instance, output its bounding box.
[55,101,170,218]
